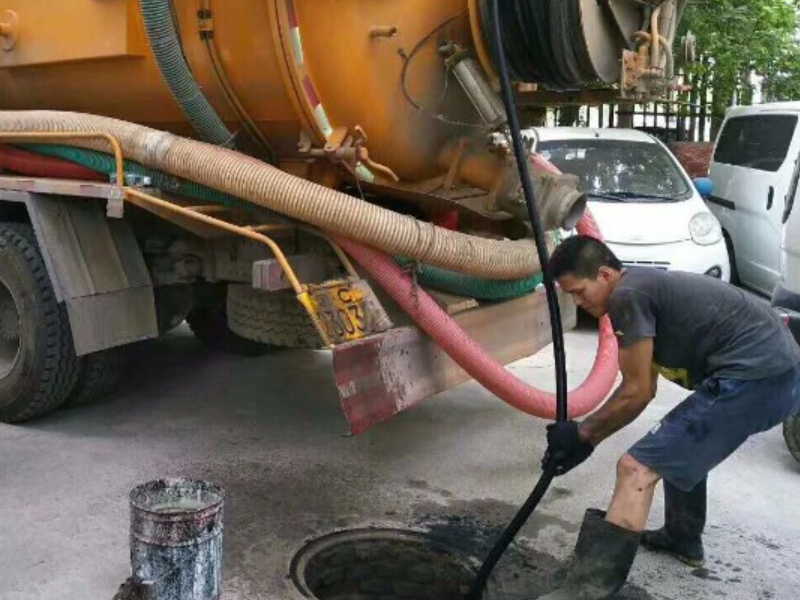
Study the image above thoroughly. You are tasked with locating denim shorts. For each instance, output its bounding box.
[629,365,800,492]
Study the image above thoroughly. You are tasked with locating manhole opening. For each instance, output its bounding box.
[291,529,486,600]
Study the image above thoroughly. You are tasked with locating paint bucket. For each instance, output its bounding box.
[129,478,225,600]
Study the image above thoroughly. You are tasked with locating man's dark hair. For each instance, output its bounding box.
[548,235,622,279]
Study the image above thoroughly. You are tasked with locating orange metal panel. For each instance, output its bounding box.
[0,0,146,68]
[0,0,302,155]
[295,0,476,180]
[0,0,494,184]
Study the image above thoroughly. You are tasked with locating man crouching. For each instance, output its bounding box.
[537,235,800,599]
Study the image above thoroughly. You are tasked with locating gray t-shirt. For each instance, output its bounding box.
[608,268,800,389]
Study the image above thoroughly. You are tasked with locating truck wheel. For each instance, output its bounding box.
[186,304,275,357]
[64,347,126,407]
[0,223,79,422]
[227,285,322,349]
[784,415,800,464]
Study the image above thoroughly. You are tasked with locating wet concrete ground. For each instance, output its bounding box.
[1,323,798,599]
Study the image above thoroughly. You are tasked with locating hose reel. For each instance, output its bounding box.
[477,0,676,94]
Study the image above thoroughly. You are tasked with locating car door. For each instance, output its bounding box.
[778,148,800,297]
[710,112,800,294]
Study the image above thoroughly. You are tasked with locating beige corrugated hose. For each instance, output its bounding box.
[0,110,562,279]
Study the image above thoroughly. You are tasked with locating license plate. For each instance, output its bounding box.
[306,279,392,345]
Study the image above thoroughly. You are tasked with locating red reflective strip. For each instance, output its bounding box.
[302,75,321,108]
[286,0,299,28]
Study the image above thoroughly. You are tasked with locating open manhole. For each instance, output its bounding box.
[291,528,493,600]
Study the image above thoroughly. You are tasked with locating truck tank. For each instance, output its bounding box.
[0,1,684,197]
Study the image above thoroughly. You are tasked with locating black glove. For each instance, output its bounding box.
[542,420,594,476]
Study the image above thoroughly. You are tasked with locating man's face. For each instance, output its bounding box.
[557,267,616,318]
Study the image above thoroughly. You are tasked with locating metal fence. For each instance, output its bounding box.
[536,73,716,144]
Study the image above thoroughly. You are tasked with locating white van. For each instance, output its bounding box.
[709,102,800,295]
[773,161,800,316]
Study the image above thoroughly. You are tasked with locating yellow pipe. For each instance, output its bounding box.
[124,186,305,295]
[123,186,336,346]
[184,204,230,214]
[298,226,359,279]
[0,127,359,291]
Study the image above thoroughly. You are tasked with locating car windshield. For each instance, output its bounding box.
[537,139,693,202]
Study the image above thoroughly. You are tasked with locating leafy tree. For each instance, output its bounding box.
[678,0,800,134]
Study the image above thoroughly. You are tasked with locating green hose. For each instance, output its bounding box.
[397,258,543,300]
[20,144,250,211]
[22,143,540,300]
[139,0,235,146]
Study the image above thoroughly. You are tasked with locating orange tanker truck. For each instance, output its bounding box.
[0,1,685,431]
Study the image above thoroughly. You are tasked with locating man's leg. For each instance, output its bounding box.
[536,454,650,600]
[641,478,707,567]
[606,453,661,531]
[627,366,800,570]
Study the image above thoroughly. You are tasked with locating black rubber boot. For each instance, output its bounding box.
[538,509,641,599]
[641,478,706,567]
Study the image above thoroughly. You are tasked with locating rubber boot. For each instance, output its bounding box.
[641,478,706,567]
[537,509,641,600]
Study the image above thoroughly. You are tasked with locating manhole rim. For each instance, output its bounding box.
[289,527,483,599]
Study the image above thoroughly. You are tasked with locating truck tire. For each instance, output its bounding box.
[186,304,276,357]
[227,285,322,349]
[0,223,79,422]
[64,347,126,407]
[784,415,800,464]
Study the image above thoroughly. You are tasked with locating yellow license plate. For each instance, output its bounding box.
[304,280,392,345]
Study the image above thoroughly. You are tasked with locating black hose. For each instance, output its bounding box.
[480,0,598,90]
[466,1,569,597]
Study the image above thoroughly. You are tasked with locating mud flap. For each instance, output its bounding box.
[0,188,158,355]
[333,288,576,434]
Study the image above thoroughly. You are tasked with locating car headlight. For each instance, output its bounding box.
[689,212,722,246]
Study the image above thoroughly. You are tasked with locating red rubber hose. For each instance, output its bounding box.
[336,154,618,419]
[0,144,106,181]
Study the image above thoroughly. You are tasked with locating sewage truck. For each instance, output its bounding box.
[0,0,684,432]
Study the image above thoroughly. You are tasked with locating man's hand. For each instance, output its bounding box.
[542,421,594,476]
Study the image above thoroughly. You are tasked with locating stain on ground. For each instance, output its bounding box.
[691,568,723,582]
[753,534,782,551]
[412,498,656,600]
[547,487,574,500]
[407,479,454,498]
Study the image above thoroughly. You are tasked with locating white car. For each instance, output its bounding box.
[532,127,729,281]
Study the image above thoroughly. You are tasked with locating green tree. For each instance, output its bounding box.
[678,0,800,135]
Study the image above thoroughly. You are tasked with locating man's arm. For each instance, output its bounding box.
[579,338,656,446]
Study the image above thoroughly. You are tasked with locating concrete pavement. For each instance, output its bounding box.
[1,323,798,599]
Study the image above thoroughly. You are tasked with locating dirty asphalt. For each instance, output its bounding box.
[0,322,798,599]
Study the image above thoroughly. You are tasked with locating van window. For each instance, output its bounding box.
[714,114,798,172]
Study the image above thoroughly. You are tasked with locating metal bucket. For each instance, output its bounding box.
[129,478,225,600]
